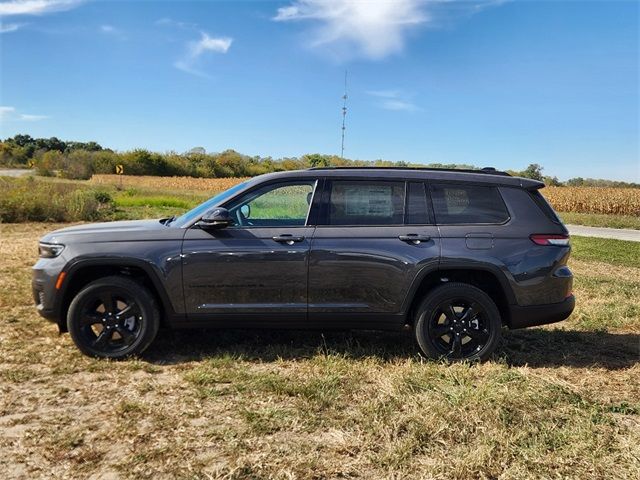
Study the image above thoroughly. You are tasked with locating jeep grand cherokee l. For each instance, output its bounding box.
[32,167,574,361]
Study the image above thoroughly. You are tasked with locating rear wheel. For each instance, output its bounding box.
[414,282,501,362]
[67,276,160,359]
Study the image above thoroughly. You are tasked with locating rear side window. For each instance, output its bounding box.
[431,184,509,224]
[529,190,561,224]
[328,181,405,225]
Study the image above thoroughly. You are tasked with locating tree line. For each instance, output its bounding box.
[1,134,637,188]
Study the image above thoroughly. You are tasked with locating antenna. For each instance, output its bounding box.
[340,70,348,159]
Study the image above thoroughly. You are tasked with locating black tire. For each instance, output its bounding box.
[414,282,501,362]
[67,276,160,359]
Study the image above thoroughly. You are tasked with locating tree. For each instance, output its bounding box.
[304,153,331,168]
[520,163,544,181]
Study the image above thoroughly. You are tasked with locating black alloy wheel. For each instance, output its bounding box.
[67,276,160,359]
[415,283,501,362]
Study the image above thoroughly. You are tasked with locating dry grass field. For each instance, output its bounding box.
[90,174,250,193]
[0,223,639,479]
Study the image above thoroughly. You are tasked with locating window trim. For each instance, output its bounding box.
[221,178,320,228]
[404,181,435,226]
[317,178,408,227]
[427,181,512,226]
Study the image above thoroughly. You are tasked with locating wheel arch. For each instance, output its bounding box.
[56,258,175,332]
[404,265,514,327]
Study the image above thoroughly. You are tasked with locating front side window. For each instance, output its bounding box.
[328,181,405,225]
[431,184,509,224]
[226,181,316,227]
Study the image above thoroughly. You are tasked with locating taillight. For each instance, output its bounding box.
[530,234,570,246]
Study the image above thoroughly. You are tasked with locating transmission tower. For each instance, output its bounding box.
[340,70,348,159]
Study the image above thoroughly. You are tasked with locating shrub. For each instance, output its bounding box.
[0,177,114,223]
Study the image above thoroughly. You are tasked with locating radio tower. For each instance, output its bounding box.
[340,70,348,159]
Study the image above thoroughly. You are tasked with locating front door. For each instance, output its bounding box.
[182,179,317,321]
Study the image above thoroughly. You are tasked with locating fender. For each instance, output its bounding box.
[400,260,517,315]
[55,256,183,323]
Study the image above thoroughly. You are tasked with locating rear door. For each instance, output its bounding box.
[308,178,440,328]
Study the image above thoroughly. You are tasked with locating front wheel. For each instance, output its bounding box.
[414,283,501,362]
[67,276,160,359]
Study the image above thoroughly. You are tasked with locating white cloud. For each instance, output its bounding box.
[367,89,419,112]
[366,89,402,99]
[20,113,49,121]
[0,106,49,121]
[155,17,198,30]
[274,0,506,60]
[190,32,232,55]
[274,0,427,59]
[380,99,419,112]
[0,0,83,16]
[0,21,23,32]
[0,106,16,118]
[175,32,232,77]
[99,23,125,39]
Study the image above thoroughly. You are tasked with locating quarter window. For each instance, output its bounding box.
[431,184,509,224]
[328,181,405,225]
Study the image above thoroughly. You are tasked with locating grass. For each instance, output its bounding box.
[0,222,638,479]
[571,235,640,268]
[560,211,640,230]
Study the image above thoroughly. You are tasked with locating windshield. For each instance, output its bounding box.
[171,181,249,228]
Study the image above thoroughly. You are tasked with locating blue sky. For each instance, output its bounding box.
[0,0,638,181]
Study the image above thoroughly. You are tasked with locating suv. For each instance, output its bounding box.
[32,167,574,361]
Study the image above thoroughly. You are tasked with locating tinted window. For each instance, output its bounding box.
[227,181,315,227]
[530,190,561,224]
[431,184,509,224]
[405,182,430,224]
[328,181,405,225]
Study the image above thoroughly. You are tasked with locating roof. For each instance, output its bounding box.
[246,167,544,190]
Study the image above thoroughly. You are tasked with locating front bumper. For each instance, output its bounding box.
[508,295,575,329]
[32,256,67,325]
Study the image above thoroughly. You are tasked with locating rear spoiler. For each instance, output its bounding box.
[520,178,545,190]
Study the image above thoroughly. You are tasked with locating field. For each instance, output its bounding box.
[544,186,640,216]
[0,221,639,479]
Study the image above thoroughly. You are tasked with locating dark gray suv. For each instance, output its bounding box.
[32,167,574,361]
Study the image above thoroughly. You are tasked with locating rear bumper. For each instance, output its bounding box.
[508,295,575,329]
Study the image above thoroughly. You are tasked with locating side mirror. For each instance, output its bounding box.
[196,207,234,229]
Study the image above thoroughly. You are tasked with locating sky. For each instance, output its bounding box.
[0,0,638,181]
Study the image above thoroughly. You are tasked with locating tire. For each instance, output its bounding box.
[67,276,160,359]
[414,282,501,362]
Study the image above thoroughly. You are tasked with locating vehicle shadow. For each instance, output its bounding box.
[145,327,639,370]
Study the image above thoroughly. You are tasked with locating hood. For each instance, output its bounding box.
[40,219,169,244]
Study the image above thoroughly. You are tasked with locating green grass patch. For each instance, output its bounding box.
[560,211,640,230]
[571,236,640,268]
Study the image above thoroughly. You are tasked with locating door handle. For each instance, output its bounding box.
[399,234,431,245]
[272,234,305,245]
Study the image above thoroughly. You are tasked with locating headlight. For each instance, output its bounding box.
[39,242,65,258]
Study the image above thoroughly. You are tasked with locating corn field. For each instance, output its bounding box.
[91,175,640,216]
[543,186,640,216]
[90,174,249,192]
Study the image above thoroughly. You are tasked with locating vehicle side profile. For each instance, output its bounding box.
[32,167,574,361]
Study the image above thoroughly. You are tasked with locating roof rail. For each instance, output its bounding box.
[307,166,511,177]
